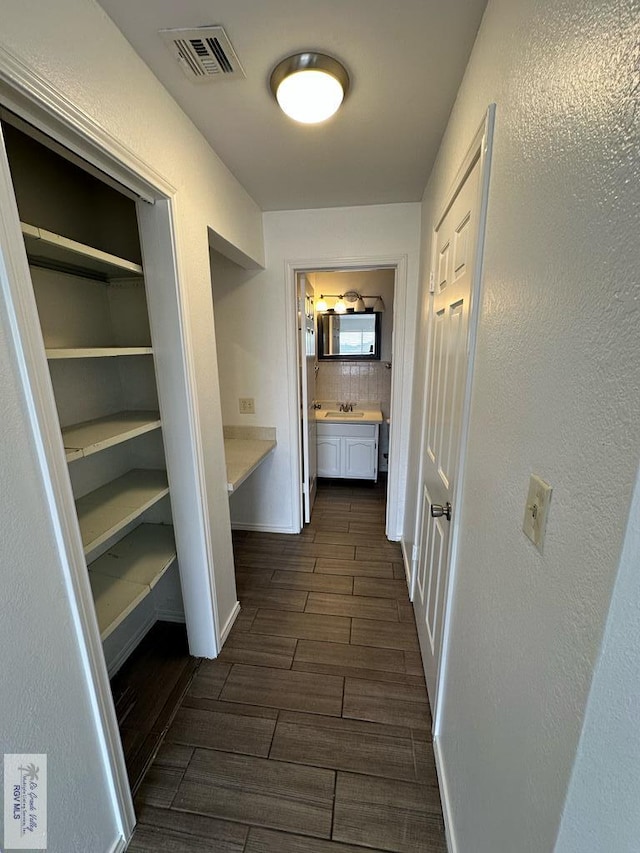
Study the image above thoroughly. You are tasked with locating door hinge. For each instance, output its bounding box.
[429,272,435,294]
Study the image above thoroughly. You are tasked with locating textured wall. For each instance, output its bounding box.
[555,464,640,851]
[403,0,640,850]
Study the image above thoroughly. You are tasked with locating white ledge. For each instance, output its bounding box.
[223,426,276,493]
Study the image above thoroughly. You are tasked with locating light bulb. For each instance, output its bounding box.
[276,69,344,124]
[315,297,328,312]
[334,298,347,314]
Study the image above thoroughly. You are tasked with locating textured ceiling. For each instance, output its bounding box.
[96,0,488,210]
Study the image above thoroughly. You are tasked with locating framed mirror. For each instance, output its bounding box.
[317,311,381,360]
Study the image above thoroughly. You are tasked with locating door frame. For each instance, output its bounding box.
[285,253,409,537]
[411,106,495,733]
[0,43,222,845]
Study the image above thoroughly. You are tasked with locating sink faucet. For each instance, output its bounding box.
[339,402,354,412]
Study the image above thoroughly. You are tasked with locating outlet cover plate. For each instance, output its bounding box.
[523,474,552,552]
[239,397,255,414]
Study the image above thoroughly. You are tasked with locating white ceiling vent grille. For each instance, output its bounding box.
[159,26,245,82]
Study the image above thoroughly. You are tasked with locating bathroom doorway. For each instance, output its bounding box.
[287,256,409,542]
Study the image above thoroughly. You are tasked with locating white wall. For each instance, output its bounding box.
[554,462,640,852]
[402,0,640,850]
[220,203,420,533]
[0,1,264,849]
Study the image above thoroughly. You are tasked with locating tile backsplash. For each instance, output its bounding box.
[316,361,392,417]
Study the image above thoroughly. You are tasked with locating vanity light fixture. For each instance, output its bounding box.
[270,52,350,124]
[315,291,386,313]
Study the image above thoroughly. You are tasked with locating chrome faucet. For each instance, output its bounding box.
[339,402,354,412]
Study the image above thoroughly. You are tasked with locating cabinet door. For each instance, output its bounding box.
[344,438,377,480]
[317,437,341,477]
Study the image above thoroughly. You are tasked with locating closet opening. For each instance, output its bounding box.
[0,118,199,795]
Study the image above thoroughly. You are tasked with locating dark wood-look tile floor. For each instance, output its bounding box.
[128,479,446,852]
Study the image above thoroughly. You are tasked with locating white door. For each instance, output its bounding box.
[414,153,483,706]
[298,274,317,523]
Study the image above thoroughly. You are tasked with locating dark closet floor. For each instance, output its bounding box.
[111,621,199,795]
[126,478,446,852]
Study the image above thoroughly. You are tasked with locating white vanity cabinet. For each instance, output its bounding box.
[317,422,379,481]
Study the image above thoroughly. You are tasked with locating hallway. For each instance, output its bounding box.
[128,480,446,852]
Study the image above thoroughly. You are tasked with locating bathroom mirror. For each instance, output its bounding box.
[317,311,381,360]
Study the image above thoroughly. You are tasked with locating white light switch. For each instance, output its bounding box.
[523,474,552,552]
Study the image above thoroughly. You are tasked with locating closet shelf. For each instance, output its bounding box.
[21,222,144,281]
[88,523,177,640]
[46,347,153,359]
[63,411,161,461]
[76,468,169,555]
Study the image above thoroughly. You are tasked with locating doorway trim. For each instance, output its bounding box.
[411,105,496,736]
[0,43,222,845]
[285,253,409,538]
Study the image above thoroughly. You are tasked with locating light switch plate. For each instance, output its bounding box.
[523,474,552,552]
[239,397,255,414]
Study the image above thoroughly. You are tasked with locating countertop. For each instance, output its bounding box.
[223,426,276,493]
[314,404,383,425]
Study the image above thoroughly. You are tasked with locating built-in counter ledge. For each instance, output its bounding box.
[223,426,277,494]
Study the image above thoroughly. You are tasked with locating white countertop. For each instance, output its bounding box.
[314,401,383,424]
[223,426,276,493]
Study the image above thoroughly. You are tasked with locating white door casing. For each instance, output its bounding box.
[413,108,495,724]
[298,274,317,523]
[285,255,408,538]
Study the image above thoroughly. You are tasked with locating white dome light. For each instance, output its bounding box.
[270,53,350,125]
[276,70,344,123]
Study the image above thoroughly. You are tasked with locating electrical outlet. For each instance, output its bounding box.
[523,474,553,552]
[239,397,255,414]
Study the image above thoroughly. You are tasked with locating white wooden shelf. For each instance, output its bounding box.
[46,346,153,359]
[76,468,169,555]
[21,222,143,281]
[88,523,176,639]
[62,411,161,461]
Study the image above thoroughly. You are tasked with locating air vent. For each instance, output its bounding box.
[159,26,245,82]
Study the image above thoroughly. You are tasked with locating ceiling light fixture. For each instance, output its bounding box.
[270,52,350,124]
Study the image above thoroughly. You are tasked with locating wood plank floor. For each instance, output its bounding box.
[128,479,446,853]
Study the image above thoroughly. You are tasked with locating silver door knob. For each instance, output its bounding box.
[431,502,452,521]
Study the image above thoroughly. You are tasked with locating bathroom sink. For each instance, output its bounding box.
[324,411,365,418]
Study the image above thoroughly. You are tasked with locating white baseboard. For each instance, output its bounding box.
[109,836,128,853]
[401,537,412,590]
[433,736,458,853]
[155,607,186,623]
[219,600,241,646]
[231,521,298,534]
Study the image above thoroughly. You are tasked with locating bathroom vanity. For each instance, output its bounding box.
[315,404,382,481]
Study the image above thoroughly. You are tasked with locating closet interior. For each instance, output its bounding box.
[3,119,194,785]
